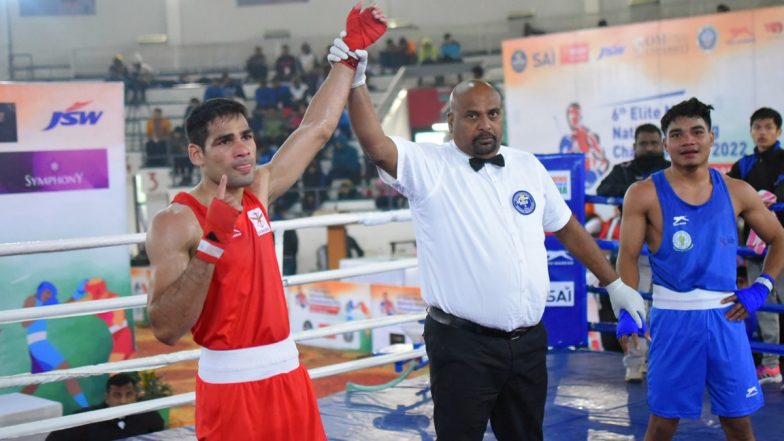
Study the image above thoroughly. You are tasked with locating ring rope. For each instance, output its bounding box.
[0,210,412,257]
[0,312,427,389]
[0,259,418,325]
[0,347,427,439]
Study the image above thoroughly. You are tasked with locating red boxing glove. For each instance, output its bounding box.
[195,198,241,264]
[344,3,387,51]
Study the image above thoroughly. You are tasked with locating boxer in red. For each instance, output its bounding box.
[145,4,386,439]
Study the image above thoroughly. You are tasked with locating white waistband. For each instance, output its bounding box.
[652,285,732,310]
[198,336,299,384]
[26,331,47,345]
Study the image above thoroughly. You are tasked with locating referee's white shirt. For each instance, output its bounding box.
[380,137,572,331]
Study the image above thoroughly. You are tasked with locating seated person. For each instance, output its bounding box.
[46,373,164,441]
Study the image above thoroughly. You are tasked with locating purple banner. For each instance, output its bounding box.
[0,149,108,194]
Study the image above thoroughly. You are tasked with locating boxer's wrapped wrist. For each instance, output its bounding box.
[756,273,774,292]
[340,57,359,70]
[195,239,224,264]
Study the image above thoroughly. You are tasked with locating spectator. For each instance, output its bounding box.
[440,33,462,62]
[46,373,164,441]
[471,65,485,79]
[298,43,317,75]
[380,38,401,73]
[254,79,277,110]
[289,76,310,105]
[727,107,784,386]
[220,72,246,101]
[245,46,268,83]
[271,78,292,109]
[171,127,193,186]
[107,54,128,82]
[418,38,439,65]
[398,37,416,65]
[128,55,154,105]
[145,108,172,167]
[184,97,200,119]
[329,134,361,184]
[302,160,328,210]
[337,180,359,200]
[524,22,546,36]
[203,78,224,101]
[274,44,299,81]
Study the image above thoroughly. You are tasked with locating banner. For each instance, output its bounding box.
[369,284,425,354]
[503,6,784,188]
[538,154,587,347]
[0,83,129,414]
[289,282,373,352]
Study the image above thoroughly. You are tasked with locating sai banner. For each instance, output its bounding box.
[503,6,784,188]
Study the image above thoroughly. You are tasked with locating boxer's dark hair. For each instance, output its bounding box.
[186,98,249,148]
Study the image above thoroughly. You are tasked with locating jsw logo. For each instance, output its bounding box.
[43,101,103,131]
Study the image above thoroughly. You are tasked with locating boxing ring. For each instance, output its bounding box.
[1,196,783,439]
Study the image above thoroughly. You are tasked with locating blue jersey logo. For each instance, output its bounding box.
[513,190,536,215]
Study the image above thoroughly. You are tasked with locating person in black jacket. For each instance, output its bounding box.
[727,107,784,386]
[597,123,669,200]
[596,123,668,382]
[46,373,164,441]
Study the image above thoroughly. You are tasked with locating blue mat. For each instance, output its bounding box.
[124,349,784,440]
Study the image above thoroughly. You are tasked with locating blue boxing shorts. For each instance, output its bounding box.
[647,306,763,419]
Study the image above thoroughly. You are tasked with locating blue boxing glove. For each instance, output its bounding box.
[735,274,774,314]
[616,309,647,339]
[70,278,88,301]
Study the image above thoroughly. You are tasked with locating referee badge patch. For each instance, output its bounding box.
[512,190,536,215]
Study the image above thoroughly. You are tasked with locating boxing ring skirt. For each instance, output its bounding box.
[121,350,783,440]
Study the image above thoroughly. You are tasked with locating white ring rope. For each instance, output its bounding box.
[0,209,418,438]
[0,347,428,439]
[0,210,412,257]
[0,259,419,325]
[0,312,427,389]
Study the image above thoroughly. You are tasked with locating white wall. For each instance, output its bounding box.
[2,0,781,79]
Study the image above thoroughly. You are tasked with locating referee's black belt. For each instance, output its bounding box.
[427,306,536,340]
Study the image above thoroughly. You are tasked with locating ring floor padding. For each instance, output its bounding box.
[120,349,783,440]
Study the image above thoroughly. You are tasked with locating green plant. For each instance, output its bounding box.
[136,370,173,400]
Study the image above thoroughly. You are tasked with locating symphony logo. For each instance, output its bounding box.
[0,149,108,195]
[43,101,104,131]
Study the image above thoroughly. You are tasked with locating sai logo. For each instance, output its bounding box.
[672,230,693,252]
[43,101,104,131]
[697,25,719,52]
[512,190,536,215]
[547,281,575,307]
[511,50,528,73]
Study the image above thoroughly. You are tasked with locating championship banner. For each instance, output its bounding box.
[289,282,373,352]
[538,154,587,347]
[369,284,425,353]
[503,6,784,188]
[0,83,129,414]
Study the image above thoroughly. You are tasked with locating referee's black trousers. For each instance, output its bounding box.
[424,315,548,441]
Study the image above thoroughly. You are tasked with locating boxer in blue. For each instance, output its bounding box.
[617,98,784,441]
